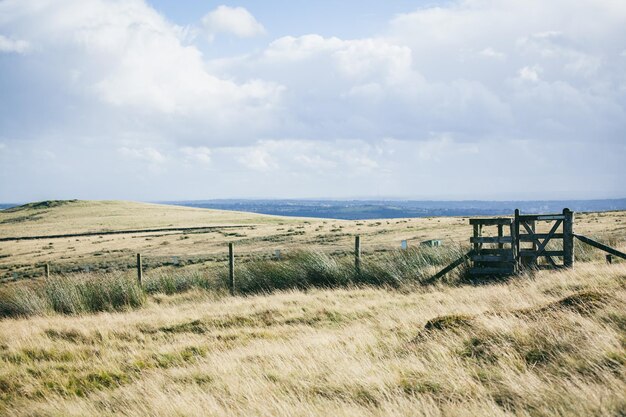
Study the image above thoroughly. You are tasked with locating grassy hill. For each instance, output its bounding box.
[0,200,625,416]
[0,200,281,238]
[0,200,474,281]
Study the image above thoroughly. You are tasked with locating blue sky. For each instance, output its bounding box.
[0,0,625,202]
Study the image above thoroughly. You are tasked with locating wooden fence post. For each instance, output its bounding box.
[44,263,50,279]
[354,236,361,275]
[136,253,143,287]
[473,223,484,252]
[563,208,574,268]
[606,254,613,264]
[229,243,235,295]
[514,209,520,261]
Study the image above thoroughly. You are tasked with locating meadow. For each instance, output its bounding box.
[0,201,624,416]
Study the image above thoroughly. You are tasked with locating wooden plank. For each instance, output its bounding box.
[469,266,515,275]
[470,236,513,244]
[536,215,565,221]
[479,248,515,255]
[429,251,474,282]
[517,214,564,221]
[519,250,564,257]
[574,234,626,260]
[519,233,564,241]
[469,218,512,225]
[471,254,514,262]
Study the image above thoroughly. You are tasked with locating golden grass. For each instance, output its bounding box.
[0,262,624,416]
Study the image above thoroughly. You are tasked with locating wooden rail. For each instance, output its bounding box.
[428,250,474,282]
[574,234,626,260]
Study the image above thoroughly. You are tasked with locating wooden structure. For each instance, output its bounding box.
[469,217,516,276]
[515,208,574,270]
[432,207,626,281]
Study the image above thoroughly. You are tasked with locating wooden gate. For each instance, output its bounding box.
[469,218,517,276]
[514,208,574,269]
[432,207,625,282]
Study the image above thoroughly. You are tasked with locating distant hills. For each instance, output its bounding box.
[2,199,625,220]
[158,199,626,220]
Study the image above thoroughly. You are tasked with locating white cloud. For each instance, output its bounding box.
[0,34,29,53]
[0,0,283,144]
[236,147,276,172]
[480,47,505,59]
[518,65,542,82]
[202,5,265,41]
[118,147,165,163]
[180,146,211,164]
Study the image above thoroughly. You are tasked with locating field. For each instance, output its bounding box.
[2,200,625,281]
[0,201,625,416]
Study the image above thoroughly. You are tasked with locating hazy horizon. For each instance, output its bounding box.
[1,0,625,201]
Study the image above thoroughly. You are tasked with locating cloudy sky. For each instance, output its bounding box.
[1,0,625,202]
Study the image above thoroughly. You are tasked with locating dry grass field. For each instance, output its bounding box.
[1,200,625,281]
[0,200,625,416]
[0,264,624,416]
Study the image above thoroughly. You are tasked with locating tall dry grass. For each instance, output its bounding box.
[0,246,468,318]
[0,273,144,318]
[227,245,468,294]
[0,262,624,416]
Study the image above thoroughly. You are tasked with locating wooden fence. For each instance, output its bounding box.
[434,208,626,280]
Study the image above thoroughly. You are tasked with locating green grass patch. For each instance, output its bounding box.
[0,273,144,318]
[223,246,467,295]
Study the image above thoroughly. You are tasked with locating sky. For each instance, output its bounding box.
[0,0,625,203]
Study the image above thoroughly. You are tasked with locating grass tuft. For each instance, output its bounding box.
[0,273,144,318]
[144,270,214,295]
[225,246,467,295]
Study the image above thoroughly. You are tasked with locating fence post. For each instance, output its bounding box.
[514,209,520,262]
[44,263,50,279]
[354,235,361,275]
[563,208,574,268]
[606,254,613,264]
[229,243,235,296]
[472,224,483,251]
[136,253,143,287]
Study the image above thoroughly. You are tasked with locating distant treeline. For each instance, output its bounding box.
[160,198,626,220]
